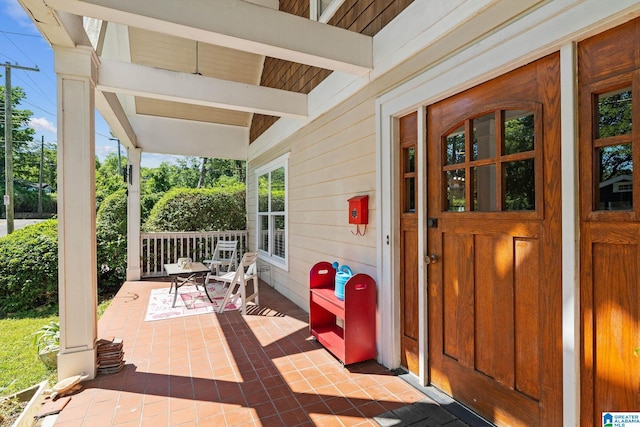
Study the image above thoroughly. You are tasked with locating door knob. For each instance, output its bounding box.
[425,254,438,264]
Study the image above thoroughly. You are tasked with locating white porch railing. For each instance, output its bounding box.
[140,231,248,277]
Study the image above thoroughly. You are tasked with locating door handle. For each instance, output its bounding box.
[425,254,438,264]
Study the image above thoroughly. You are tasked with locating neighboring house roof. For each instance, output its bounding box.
[599,174,632,188]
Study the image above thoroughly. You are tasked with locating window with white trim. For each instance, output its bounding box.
[256,154,288,269]
[310,0,346,23]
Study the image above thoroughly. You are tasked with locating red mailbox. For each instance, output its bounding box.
[348,195,368,225]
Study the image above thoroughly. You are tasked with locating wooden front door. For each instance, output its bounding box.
[426,54,562,426]
[579,19,640,427]
[399,112,420,374]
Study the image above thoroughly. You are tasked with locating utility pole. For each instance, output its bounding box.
[38,135,44,216]
[4,62,39,234]
[109,137,122,175]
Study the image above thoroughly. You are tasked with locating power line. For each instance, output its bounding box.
[0,30,41,38]
[12,72,56,110]
[0,32,40,69]
[1,30,57,111]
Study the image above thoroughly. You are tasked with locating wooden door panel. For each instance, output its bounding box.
[475,233,516,385]
[402,225,419,341]
[401,220,419,372]
[441,233,474,366]
[435,354,540,427]
[428,53,561,426]
[592,242,640,412]
[513,238,541,399]
[579,19,640,426]
[399,112,419,374]
[439,231,542,397]
[581,224,640,423]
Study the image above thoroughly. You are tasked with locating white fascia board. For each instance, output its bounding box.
[18,0,91,47]
[95,90,137,149]
[377,0,640,115]
[45,0,373,75]
[129,115,248,160]
[372,0,543,79]
[97,59,308,118]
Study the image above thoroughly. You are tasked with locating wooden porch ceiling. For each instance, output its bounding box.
[17,0,374,157]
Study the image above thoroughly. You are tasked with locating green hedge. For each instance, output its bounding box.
[96,189,127,293]
[0,186,246,315]
[0,220,58,315]
[143,186,246,232]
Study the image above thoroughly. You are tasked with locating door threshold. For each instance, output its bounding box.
[387,368,496,427]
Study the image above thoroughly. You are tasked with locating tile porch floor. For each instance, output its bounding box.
[50,279,485,426]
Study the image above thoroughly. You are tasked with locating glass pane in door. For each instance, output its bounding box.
[473,114,496,161]
[504,110,535,154]
[473,165,497,211]
[597,88,632,138]
[446,126,466,165]
[597,144,633,210]
[446,169,466,211]
[504,159,535,211]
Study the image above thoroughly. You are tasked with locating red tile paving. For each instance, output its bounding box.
[52,280,427,426]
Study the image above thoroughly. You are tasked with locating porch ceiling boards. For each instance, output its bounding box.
[17,0,374,158]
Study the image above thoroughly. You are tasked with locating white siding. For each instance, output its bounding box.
[248,87,378,308]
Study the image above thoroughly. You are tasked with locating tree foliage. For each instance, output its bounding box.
[141,157,245,194]
[96,154,127,206]
[503,112,535,210]
[0,84,35,157]
[0,81,58,214]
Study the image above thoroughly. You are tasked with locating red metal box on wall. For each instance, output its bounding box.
[348,195,368,225]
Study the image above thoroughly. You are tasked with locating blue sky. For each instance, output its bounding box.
[1,0,180,168]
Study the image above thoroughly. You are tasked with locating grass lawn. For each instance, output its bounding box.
[0,315,59,395]
[0,299,112,396]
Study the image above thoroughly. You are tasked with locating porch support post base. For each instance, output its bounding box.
[57,348,97,380]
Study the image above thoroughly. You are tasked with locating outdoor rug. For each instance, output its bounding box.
[144,283,240,321]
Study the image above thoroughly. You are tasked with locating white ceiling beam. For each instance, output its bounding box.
[95,90,137,149]
[44,0,373,75]
[129,116,248,160]
[97,59,308,118]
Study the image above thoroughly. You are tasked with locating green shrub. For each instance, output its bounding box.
[13,187,57,213]
[0,220,58,315]
[141,192,164,224]
[143,186,246,232]
[96,189,127,294]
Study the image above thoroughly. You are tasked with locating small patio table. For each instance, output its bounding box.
[164,262,212,308]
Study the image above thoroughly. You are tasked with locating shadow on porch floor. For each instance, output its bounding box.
[51,279,486,426]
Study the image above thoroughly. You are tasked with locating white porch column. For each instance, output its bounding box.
[126,148,142,281]
[54,45,99,380]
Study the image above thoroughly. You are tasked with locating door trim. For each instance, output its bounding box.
[559,42,580,427]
